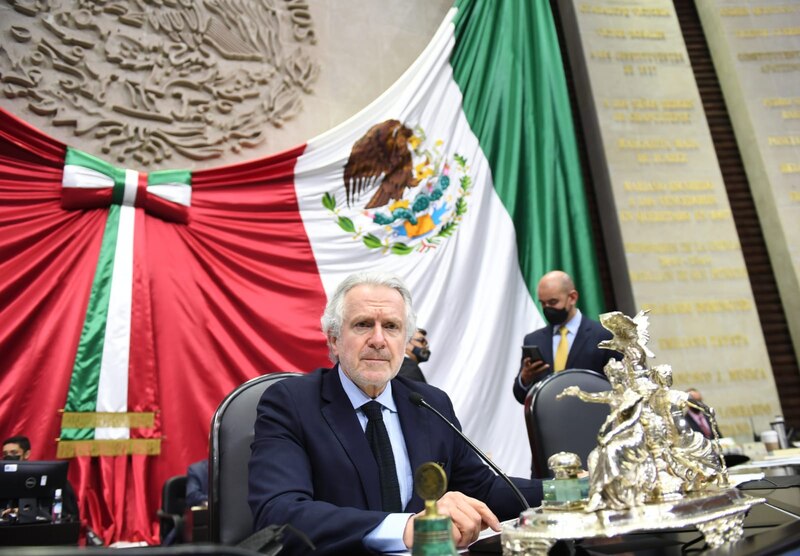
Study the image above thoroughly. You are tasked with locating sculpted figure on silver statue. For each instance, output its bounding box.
[558,310,728,510]
[503,310,764,554]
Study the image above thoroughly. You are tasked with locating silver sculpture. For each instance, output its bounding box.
[502,310,763,554]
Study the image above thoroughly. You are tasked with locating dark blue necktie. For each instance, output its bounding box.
[362,401,402,512]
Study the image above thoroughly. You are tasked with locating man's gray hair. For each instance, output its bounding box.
[321,272,417,362]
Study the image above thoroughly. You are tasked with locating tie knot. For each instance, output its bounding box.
[559,327,568,339]
[362,401,384,421]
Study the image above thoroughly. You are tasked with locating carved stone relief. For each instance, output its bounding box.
[0,0,319,165]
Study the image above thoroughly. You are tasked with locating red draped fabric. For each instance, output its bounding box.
[0,107,330,543]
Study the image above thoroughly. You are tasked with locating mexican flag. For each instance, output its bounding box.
[0,0,602,543]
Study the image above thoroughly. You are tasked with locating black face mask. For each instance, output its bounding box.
[412,346,431,363]
[3,454,22,461]
[543,306,569,326]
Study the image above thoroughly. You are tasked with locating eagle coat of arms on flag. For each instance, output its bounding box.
[322,119,471,255]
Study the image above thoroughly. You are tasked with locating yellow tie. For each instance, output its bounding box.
[554,327,569,372]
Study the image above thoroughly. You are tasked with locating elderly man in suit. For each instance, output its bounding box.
[513,270,619,404]
[249,272,541,555]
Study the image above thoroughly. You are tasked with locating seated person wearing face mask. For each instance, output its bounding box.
[1,435,80,522]
[396,328,430,383]
[512,271,620,404]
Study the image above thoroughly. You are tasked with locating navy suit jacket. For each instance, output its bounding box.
[513,316,619,403]
[249,367,541,555]
[396,356,427,383]
[186,459,208,508]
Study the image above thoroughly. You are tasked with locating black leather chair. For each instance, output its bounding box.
[158,474,188,544]
[524,369,610,479]
[208,372,301,546]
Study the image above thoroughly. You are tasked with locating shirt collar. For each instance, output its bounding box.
[554,309,583,336]
[337,366,398,412]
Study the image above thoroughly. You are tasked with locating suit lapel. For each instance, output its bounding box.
[319,368,383,511]
[566,319,591,368]
[541,326,555,364]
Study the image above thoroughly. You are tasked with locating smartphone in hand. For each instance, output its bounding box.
[521,345,543,362]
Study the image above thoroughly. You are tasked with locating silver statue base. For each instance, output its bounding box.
[501,488,764,554]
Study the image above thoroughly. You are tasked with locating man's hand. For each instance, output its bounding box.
[403,491,500,549]
[519,357,550,386]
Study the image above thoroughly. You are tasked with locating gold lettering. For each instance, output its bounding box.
[629,270,673,282]
[674,370,713,383]
[780,163,800,173]
[628,30,665,40]
[636,210,691,222]
[709,335,749,347]
[641,302,693,314]
[711,267,747,279]
[729,368,768,381]
[661,99,694,110]
[738,51,800,62]
[695,299,751,313]
[764,63,800,73]
[717,403,772,418]
[764,97,793,107]
[658,336,707,349]
[694,210,731,221]
[720,8,749,16]
[580,5,630,17]
[736,29,770,38]
[615,51,685,63]
[774,27,800,37]
[753,6,800,15]
[674,139,699,149]
[598,28,626,38]
[658,195,716,206]
[630,7,670,17]
[658,256,682,268]
[768,135,800,145]
[630,112,691,123]
[618,138,671,149]
[624,242,677,253]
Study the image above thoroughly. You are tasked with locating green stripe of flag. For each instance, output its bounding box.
[452,0,605,317]
[148,169,191,186]
[61,204,122,440]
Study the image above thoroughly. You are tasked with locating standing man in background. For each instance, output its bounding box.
[397,328,430,383]
[513,270,618,404]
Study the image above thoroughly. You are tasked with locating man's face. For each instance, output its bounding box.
[405,330,429,359]
[330,284,407,397]
[537,279,577,312]
[2,443,30,461]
